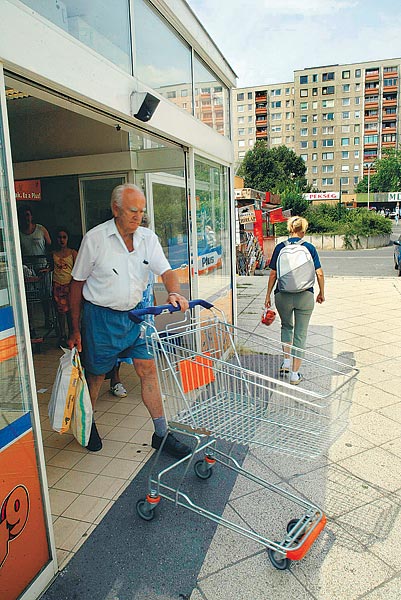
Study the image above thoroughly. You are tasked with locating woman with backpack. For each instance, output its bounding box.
[264,216,325,385]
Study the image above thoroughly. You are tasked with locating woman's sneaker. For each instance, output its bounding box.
[290,373,304,386]
[110,382,127,398]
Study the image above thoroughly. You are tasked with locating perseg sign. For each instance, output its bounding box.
[303,192,340,200]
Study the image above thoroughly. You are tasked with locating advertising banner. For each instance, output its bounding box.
[14,180,41,201]
[0,413,50,600]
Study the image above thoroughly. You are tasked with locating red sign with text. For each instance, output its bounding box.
[14,180,41,201]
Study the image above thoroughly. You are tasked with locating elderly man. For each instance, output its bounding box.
[68,183,189,456]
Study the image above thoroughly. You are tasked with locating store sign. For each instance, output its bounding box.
[303,192,340,200]
[238,205,256,223]
[14,180,41,201]
[0,485,30,568]
[388,192,401,202]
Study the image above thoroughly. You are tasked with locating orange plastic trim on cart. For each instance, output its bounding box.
[286,514,327,561]
[145,494,160,505]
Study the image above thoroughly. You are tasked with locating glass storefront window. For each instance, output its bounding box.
[194,156,232,321]
[133,0,193,115]
[194,54,230,138]
[0,80,51,599]
[20,0,132,73]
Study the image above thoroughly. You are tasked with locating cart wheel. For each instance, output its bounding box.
[136,499,156,521]
[286,518,300,534]
[267,545,291,570]
[194,459,213,480]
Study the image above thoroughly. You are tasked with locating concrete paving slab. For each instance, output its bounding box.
[361,576,401,600]
[338,447,401,492]
[347,410,401,446]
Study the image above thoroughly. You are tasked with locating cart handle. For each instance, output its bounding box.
[129,299,214,323]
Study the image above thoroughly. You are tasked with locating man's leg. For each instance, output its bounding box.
[133,358,190,458]
[85,372,105,452]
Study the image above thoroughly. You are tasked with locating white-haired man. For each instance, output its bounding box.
[68,183,190,456]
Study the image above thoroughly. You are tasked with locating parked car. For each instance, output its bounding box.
[393,237,401,275]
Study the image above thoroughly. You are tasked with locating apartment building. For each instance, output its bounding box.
[233,58,401,193]
[232,82,295,172]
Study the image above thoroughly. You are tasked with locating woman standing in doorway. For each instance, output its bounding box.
[52,227,77,344]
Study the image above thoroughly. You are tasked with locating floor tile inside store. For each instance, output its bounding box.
[35,340,154,570]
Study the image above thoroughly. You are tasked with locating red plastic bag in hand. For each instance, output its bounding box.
[261,308,276,326]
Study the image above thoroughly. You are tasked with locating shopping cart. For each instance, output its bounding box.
[23,255,57,347]
[130,300,358,570]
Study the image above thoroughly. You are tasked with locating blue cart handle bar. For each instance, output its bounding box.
[129,299,214,324]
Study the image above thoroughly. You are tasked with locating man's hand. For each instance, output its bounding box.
[67,331,82,352]
[167,292,189,312]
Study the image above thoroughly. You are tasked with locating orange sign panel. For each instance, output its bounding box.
[14,180,41,201]
[0,424,50,599]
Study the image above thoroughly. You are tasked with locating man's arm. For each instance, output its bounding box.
[68,278,85,351]
[160,269,189,311]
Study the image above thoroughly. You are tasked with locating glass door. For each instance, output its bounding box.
[0,68,56,600]
[79,174,127,233]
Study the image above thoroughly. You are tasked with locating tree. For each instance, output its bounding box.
[238,142,307,192]
[280,187,309,216]
[355,148,401,193]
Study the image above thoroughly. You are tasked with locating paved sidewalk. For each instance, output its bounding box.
[191,275,401,600]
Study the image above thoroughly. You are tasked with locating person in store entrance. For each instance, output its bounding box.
[67,183,190,457]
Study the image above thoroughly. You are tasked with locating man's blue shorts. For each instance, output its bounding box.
[81,301,153,375]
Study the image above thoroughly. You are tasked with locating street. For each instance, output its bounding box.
[316,222,401,277]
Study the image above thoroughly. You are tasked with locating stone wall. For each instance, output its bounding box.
[276,234,390,250]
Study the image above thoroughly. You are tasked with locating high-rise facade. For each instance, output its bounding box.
[233,58,401,193]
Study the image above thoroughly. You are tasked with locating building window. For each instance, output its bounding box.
[354,150,360,158]
[342,98,350,106]
[301,115,308,123]
[300,89,308,97]
[166,91,177,98]
[271,125,282,132]
[312,127,318,135]
[323,72,335,81]
[341,165,350,172]
[312,101,318,109]
[300,128,308,136]
[342,125,350,133]
[355,111,361,118]
[312,88,318,96]
[322,178,334,185]
[312,114,318,122]
[312,74,318,82]
[237,93,244,101]
[300,75,308,84]
[238,116,244,124]
[286,112,292,119]
[248,91,253,99]
[322,165,334,173]
[355,69,361,77]
[354,164,360,171]
[322,152,334,160]
[322,99,334,108]
[238,140,245,147]
[300,154,308,161]
[271,101,282,108]
[300,102,308,110]
[364,135,378,144]
[342,84,350,92]
[342,112,350,119]
[322,139,334,147]
[248,116,253,122]
[322,126,334,134]
[285,87,290,95]
[323,113,334,120]
[384,66,398,73]
[272,137,282,145]
[248,104,252,110]
[300,141,308,148]
[384,78,398,86]
[355,83,361,91]
[238,151,246,158]
[342,70,350,79]
[354,176,359,185]
[340,177,349,185]
[271,113,282,120]
[342,151,349,158]
[312,153,318,160]
[238,128,245,135]
[341,138,350,146]
[355,97,360,105]
[354,137,360,145]
[322,86,335,95]
[238,105,244,112]
[249,139,254,146]
[248,127,253,134]
[312,166,318,173]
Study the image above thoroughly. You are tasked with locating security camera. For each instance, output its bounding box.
[115,124,121,131]
[131,92,160,122]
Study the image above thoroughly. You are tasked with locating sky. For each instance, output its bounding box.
[186,0,401,88]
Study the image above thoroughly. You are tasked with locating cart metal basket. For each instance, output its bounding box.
[130,300,358,569]
[23,255,56,343]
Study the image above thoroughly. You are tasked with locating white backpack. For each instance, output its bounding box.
[276,239,316,293]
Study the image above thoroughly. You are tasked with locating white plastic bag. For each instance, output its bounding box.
[48,348,80,434]
[70,352,93,447]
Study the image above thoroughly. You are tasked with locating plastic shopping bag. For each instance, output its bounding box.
[48,348,80,434]
[70,352,93,447]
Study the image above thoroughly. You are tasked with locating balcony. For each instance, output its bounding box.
[365,71,379,80]
[364,101,378,109]
[383,98,397,108]
[363,155,377,163]
[256,131,268,139]
[382,113,397,121]
[382,141,396,148]
[364,143,378,149]
[255,107,267,115]
[383,85,398,93]
[382,126,396,134]
[255,94,267,102]
[383,70,398,78]
[255,119,267,126]
[365,114,378,121]
[364,87,379,95]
